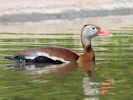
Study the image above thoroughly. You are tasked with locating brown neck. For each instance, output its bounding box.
[83,43,95,61]
[83,44,92,52]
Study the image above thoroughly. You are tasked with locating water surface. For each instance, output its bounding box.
[0,32,133,100]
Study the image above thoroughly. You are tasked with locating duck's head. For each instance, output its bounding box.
[81,24,111,39]
[81,24,112,48]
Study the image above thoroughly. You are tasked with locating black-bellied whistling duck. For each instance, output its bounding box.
[5,24,111,64]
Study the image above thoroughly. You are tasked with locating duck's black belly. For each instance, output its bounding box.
[14,55,63,64]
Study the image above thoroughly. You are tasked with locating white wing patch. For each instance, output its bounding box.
[25,56,36,59]
[25,52,70,63]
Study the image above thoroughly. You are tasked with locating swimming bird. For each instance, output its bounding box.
[5,24,111,64]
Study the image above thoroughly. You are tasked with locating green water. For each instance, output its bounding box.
[0,32,133,100]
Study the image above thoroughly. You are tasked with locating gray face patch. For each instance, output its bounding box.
[81,25,99,46]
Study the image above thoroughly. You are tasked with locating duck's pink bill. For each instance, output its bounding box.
[97,29,112,37]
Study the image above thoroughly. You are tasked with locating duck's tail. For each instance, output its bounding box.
[5,56,15,60]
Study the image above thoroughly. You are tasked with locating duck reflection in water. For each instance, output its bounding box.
[6,50,114,100]
[8,62,78,77]
[79,58,114,100]
[8,58,114,99]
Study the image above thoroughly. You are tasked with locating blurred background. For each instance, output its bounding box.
[0,0,133,33]
[0,1,133,100]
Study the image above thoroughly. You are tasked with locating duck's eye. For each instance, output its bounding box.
[92,28,95,30]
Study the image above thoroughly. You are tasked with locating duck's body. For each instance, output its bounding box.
[5,24,111,64]
[6,46,79,64]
